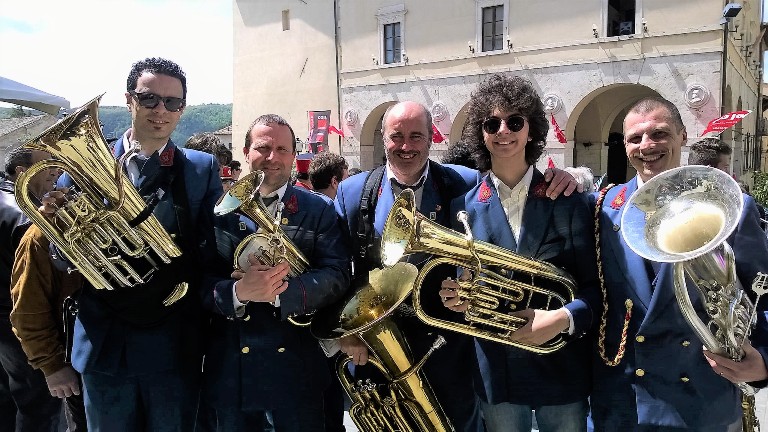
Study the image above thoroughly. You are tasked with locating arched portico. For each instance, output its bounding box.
[359,101,396,170]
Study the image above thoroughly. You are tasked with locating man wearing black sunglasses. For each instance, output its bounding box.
[439,74,599,432]
[42,57,222,431]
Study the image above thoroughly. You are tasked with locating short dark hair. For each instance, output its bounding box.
[244,114,297,152]
[625,96,684,133]
[127,57,187,99]
[185,132,231,166]
[309,152,348,190]
[441,141,477,170]
[4,147,33,178]
[462,74,548,172]
[229,160,241,171]
[688,138,732,166]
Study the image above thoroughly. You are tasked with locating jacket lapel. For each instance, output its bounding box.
[516,170,553,257]
[279,185,308,243]
[373,169,394,236]
[473,176,517,251]
[603,178,653,309]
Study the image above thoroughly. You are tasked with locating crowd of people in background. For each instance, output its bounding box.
[1,56,768,432]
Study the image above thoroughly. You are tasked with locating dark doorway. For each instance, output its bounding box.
[606,132,627,184]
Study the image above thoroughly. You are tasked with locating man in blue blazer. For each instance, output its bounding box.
[440,74,599,432]
[42,58,222,431]
[590,96,768,431]
[200,114,349,431]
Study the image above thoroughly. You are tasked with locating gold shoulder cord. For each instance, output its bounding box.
[594,184,633,367]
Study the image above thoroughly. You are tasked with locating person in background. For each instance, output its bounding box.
[309,152,349,200]
[688,137,732,172]
[229,160,243,181]
[440,74,598,432]
[441,140,478,171]
[563,166,596,193]
[590,96,768,431]
[0,147,61,432]
[347,167,362,176]
[294,153,314,190]
[200,114,349,431]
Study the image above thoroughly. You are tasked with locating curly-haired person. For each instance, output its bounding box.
[308,152,348,199]
[439,74,599,432]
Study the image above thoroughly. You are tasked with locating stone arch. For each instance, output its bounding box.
[569,83,661,184]
[359,101,397,171]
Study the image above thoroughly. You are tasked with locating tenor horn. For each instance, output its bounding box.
[381,189,576,353]
[311,263,455,432]
[15,96,185,305]
[621,165,764,432]
[214,170,312,325]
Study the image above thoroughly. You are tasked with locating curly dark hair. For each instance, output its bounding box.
[462,74,548,171]
[126,57,187,99]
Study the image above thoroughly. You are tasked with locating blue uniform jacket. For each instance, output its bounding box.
[335,161,485,432]
[69,136,221,376]
[453,169,599,406]
[589,176,768,431]
[202,184,350,411]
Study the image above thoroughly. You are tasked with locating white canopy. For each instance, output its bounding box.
[0,76,70,115]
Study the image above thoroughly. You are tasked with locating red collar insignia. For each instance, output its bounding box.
[284,194,299,214]
[478,181,492,202]
[159,146,175,166]
[532,180,548,199]
[610,186,627,210]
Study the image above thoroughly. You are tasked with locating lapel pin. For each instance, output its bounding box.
[435,204,442,212]
[429,212,437,220]
[613,224,620,232]
[239,221,247,231]
[281,217,289,225]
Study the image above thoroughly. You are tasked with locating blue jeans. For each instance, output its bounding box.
[482,399,588,432]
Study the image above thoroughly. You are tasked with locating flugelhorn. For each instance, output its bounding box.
[214,170,312,325]
[381,189,576,353]
[311,263,455,432]
[15,95,185,305]
[621,165,764,432]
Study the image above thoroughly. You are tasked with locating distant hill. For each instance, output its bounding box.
[0,104,232,146]
[99,103,232,146]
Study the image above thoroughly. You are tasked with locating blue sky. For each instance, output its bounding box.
[0,0,233,107]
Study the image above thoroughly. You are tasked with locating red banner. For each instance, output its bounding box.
[431,124,445,143]
[550,114,567,144]
[328,125,345,138]
[308,110,331,153]
[700,110,751,136]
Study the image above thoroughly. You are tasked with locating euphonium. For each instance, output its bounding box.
[214,170,311,325]
[381,189,576,354]
[621,165,765,432]
[311,263,455,432]
[15,96,185,305]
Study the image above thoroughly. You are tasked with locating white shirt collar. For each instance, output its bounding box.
[489,165,534,199]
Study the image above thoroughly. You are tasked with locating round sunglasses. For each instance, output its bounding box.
[482,115,526,134]
[129,91,186,112]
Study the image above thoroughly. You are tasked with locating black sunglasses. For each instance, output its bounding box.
[482,115,526,134]
[129,91,186,112]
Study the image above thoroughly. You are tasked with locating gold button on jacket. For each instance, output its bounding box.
[635,369,645,377]
[241,346,250,354]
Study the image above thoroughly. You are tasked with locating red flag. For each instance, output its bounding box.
[550,114,567,144]
[547,157,555,169]
[700,110,752,136]
[431,124,445,143]
[328,125,345,138]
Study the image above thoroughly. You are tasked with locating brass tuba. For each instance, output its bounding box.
[621,165,765,432]
[214,170,312,325]
[381,189,576,354]
[311,263,455,432]
[15,96,185,305]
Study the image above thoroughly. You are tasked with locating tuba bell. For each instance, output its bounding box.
[14,96,185,305]
[214,170,312,325]
[621,165,765,432]
[381,189,576,353]
[311,262,455,432]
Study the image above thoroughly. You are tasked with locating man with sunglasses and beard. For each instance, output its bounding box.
[42,57,221,431]
[439,74,599,432]
[334,99,582,431]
